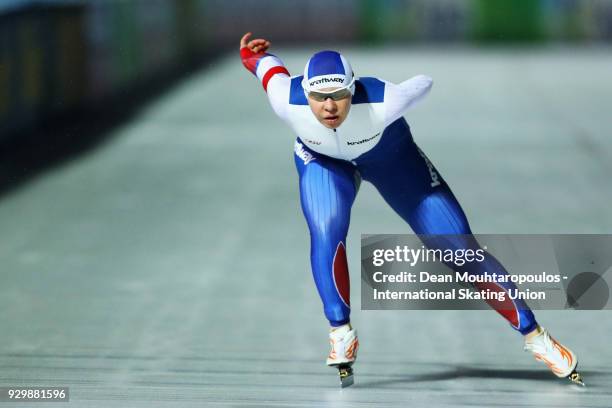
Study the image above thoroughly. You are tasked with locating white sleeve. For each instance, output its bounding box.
[383,75,433,127]
[241,50,291,120]
[265,74,290,120]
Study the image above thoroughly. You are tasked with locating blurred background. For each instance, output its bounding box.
[1,1,611,407]
[2,0,612,149]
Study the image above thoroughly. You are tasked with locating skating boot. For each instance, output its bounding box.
[524,327,584,386]
[326,324,358,388]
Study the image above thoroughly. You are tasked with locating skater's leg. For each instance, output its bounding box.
[356,120,581,383]
[294,140,359,327]
[356,119,537,334]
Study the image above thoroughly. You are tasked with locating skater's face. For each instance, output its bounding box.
[307,87,352,129]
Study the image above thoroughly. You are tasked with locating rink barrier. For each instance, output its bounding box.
[0,0,210,142]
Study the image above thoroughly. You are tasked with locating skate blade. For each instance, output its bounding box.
[568,370,585,387]
[339,366,354,388]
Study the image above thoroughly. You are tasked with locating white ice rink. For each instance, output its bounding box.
[0,46,611,407]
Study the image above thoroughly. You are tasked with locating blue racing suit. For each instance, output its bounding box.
[241,47,538,335]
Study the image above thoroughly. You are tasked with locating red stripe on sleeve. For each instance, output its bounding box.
[262,66,290,91]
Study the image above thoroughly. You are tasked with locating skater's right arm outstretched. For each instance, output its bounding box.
[240,32,291,119]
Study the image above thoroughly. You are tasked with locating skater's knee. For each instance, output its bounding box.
[411,191,473,235]
[307,216,350,241]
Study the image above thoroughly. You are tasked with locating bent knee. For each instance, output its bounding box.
[306,216,350,241]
